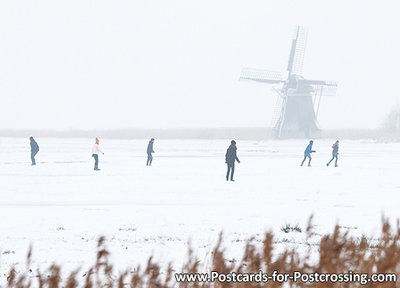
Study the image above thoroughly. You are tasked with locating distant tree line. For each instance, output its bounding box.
[384,108,400,130]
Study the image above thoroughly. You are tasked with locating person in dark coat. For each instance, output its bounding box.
[225,140,240,181]
[29,136,39,165]
[300,140,316,167]
[327,140,339,167]
[146,138,155,166]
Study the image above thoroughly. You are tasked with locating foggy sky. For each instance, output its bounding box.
[0,0,399,130]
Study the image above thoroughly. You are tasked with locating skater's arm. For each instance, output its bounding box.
[234,149,240,163]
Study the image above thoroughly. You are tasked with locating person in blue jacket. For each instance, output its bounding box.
[30,136,39,165]
[326,140,339,167]
[300,140,316,167]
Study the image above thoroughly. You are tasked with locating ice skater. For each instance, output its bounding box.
[29,136,39,165]
[146,138,155,166]
[92,137,104,171]
[300,140,316,167]
[225,140,240,181]
[327,140,339,167]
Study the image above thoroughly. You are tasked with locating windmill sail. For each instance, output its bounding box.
[298,79,338,97]
[240,68,285,84]
[287,26,307,76]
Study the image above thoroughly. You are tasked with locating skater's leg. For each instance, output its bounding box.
[147,153,153,166]
[93,154,99,170]
[230,163,235,180]
[226,164,231,180]
[31,152,36,165]
[327,155,334,166]
[301,154,307,166]
[335,154,338,166]
[308,154,312,166]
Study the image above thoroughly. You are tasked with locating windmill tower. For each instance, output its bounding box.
[240,26,338,138]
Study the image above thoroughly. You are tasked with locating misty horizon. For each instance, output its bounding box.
[1,0,399,131]
[1,127,399,140]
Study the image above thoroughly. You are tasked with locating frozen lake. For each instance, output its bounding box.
[0,137,399,276]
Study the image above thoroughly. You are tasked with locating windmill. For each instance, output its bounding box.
[240,26,338,138]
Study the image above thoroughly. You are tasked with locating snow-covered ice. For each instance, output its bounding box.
[0,137,399,275]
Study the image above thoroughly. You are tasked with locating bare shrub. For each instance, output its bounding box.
[3,216,400,287]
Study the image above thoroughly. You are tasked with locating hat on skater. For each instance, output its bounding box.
[95,137,100,144]
[231,140,236,145]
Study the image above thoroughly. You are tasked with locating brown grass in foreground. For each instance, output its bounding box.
[3,216,400,287]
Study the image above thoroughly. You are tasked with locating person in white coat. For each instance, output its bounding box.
[92,137,104,171]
